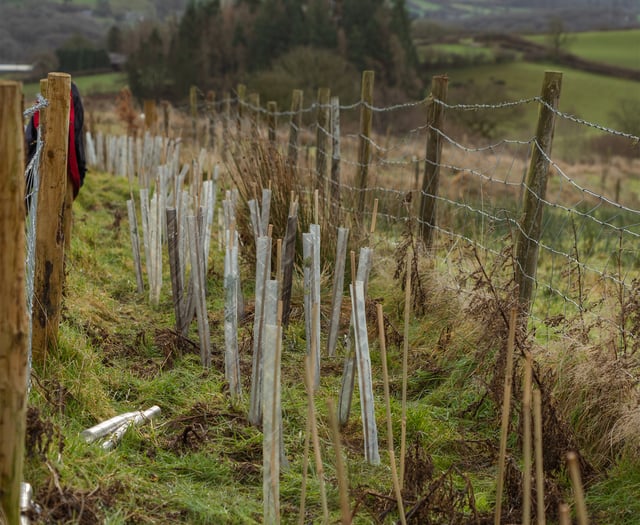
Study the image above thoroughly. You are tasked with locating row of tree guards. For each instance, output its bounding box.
[86,69,572,523]
[0,68,573,522]
[97,69,563,318]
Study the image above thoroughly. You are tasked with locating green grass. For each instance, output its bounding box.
[446,60,640,135]
[527,29,640,71]
[22,72,128,100]
[20,145,640,521]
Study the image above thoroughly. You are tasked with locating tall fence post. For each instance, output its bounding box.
[357,71,374,215]
[316,87,330,197]
[330,96,341,218]
[249,92,260,139]
[515,71,562,313]
[32,72,71,364]
[0,80,29,525]
[189,85,198,146]
[287,89,303,169]
[236,83,246,140]
[223,91,230,162]
[143,99,157,133]
[206,90,216,152]
[267,101,277,145]
[418,75,448,248]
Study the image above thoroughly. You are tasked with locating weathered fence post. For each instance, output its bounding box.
[515,71,562,313]
[206,90,216,152]
[32,72,71,364]
[143,99,157,133]
[249,92,260,139]
[418,75,448,248]
[0,80,29,525]
[330,96,341,217]
[316,87,331,197]
[236,83,246,139]
[287,89,303,169]
[223,91,230,162]
[267,101,277,145]
[357,71,374,215]
[190,85,198,146]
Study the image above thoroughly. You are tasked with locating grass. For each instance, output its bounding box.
[445,60,640,137]
[527,29,640,71]
[22,72,128,101]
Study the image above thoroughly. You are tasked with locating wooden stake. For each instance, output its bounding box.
[533,389,546,525]
[523,352,533,525]
[567,452,589,525]
[400,252,411,489]
[305,352,329,524]
[494,308,517,525]
[327,399,351,525]
[558,503,571,525]
[377,304,407,525]
[370,198,379,234]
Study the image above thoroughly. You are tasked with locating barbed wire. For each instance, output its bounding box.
[23,93,48,120]
[537,98,640,142]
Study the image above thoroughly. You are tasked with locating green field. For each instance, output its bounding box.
[444,60,640,134]
[527,29,640,71]
[22,72,128,101]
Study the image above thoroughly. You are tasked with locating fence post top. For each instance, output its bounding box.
[48,72,71,80]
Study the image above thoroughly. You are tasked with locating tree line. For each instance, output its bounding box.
[124,0,420,103]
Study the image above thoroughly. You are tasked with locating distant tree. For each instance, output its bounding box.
[547,16,574,58]
[127,27,169,99]
[106,25,122,52]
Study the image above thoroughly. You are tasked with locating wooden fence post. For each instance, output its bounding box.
[316,87,330,197]
[287,89,303,169]
[515,71,562,313]
[330,96,341,216]
[189,85,198,146]
[32,72,71,364]
[223,91,230,162]
[267,101,277,145]
[0,80,29,525]
[143,99,157,133]
[418,75,448,248]
[236,83,246,139]
[357,71,374,215]
[206,90,216,152]
[249,92,260,139]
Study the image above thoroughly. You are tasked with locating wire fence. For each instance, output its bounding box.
[24,94,47,395]
[90,82,640,350]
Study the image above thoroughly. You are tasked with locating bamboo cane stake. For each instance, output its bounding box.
[370,198,379,234]
[567,451,589,525]
[523,351,533,524]
[327,398,351,525]
[307,311,329,523]
[533,389,545,525]
[558,503,571,525]
[400,253,411,489]
[494,308,518,525]
[297,416,311,525]
[376,304,407,525]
